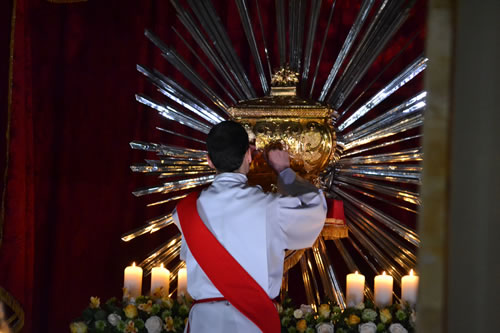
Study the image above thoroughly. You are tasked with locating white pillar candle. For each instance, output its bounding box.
[374,271,393,308]
[401,269,419,308]
[124,262,143,299]
[178,267,187,296]
[151,263,170,298]
[346,271,365,307]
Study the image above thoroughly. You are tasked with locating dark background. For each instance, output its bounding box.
[0,0,426,331]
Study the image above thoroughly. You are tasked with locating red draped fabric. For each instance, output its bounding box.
[0,0,425,331]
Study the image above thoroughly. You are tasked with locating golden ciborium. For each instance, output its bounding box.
[229,68,337,191]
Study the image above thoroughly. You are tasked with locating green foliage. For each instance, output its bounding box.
[71,296,192,333]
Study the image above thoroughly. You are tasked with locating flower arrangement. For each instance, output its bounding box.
[72,295,415,333]
[70,295,191,333]
[278,298,416,333]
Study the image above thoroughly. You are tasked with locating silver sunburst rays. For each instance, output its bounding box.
[128,0,426,304]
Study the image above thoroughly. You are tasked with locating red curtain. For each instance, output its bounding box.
[0,0,426,331]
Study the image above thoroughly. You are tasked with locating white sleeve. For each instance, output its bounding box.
[274,169,327,250]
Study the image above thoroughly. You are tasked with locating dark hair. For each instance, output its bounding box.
[206,121,249,172]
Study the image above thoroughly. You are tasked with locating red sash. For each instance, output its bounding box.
[177,191,280,333]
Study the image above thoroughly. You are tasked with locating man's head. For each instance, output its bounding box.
[206,121,251,173]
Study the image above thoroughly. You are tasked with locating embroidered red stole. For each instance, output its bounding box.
[176,191,280,333]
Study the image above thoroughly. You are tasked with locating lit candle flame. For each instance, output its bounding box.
[132,262,136,267]
[410,269,414,276]
[355,271,358,275]
[382,271,386,276]
[160,263,164,269]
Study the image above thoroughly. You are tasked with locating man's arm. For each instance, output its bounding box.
[267,149,327,250]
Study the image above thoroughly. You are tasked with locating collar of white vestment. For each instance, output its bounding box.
[213,172,248,184]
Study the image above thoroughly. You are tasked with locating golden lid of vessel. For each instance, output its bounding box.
[229,68,337,191]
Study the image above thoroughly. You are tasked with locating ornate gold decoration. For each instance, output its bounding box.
[270,67,299,87]
[230,86,336,191]
[321,224,349,240]
[283,249,305,273]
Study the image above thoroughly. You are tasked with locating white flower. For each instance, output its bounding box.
[354,302,365,310]
[293,309,304,319]
[409,310,416,328]
[107,314,121,327]
[359,322,377,333]
[389,323,408,333]
[145,316,163,333]
[300,304,314,314]
[316,322,334,333]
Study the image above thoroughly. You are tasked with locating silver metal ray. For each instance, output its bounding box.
[300,253,321,309]
[144,30,229,111]
[334,179,418,214]
[288,0,306,72]
[275,0,286,67]
[121,213,174,242]
[156,127,206,145]
[171,27,238,104]
[136,94,212,134]
[339,148,423,165]
[131,164,213,174]
[168,261,186,297]
[340,113,424,152]
[169,0,246,100]
[309,0,337,98]
[130,141,207,160]
[235,0,269,94]
[337,29,422,115]
[147,194,189,207]
[333,239,374,301]
[139,234,182,275]
[346,237,379,274]
[333,186,420,246]
[300,0,321,89]
[339,148,422,166]
[145,158,207,166]
[341,91,426,143]
[186,0,256,99]
[346,219,405,284]
[337,56,428,132]
[340,134,422,158]
[336,164,421,185]
[318,0,376,102]
[328,0,416,107]
[255,0,273,78]
[335,175,420,206]
[132,175,215,197]
[345,205,417,264]
[137,65,225,124]
[312,237,346,309]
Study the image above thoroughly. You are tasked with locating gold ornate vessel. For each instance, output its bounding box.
[229,71,336,191]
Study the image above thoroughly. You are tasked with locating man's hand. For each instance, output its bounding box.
[267,149,290,174]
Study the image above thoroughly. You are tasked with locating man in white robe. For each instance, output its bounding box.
[173,121,326,332]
